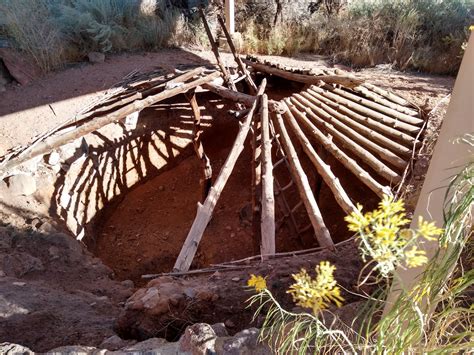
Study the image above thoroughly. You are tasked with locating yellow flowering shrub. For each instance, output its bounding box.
[344,195,443,277]
[287,261,344,314]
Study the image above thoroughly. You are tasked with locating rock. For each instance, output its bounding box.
[47,151,60,166]
[6,174,36,196]
[122,338,175,353]
[1,252,44,277]
[87,52,105,63]
[179,323,217,355]
[99,335,135,351]
[231,277,240,282]
[46,345,100,354]
[38,221,57,234]
[0,342,34,355]
[158,185,165,191]
[120,280,134,289]
[224,319,235,328]
[221,328,268,355]
[211,322,228,337]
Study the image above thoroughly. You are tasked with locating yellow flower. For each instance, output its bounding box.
[405,246,428,268]
[379,195,405,216]
[344,204,368,232]
[287,261,344,314]
[417,216,443,241]
[247,274,267,292]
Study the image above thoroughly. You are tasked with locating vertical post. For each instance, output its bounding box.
[225,0,235,34]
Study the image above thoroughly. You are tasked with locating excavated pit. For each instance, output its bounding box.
[83,81,380,286]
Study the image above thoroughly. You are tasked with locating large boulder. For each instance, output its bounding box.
[5,174,36,196]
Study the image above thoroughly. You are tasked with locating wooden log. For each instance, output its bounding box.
[301,90,412,157]
[0,69,219,173]
[291,94,408,169]
[286,101,392,197]
[217,14,258,94]
[186,90,213,201]
[260,94,275,256]
[201,82,282,112]
[173,79,267,272]
[326,85,424,125]
[199,9,238,92]
[362,82,411,107]
[282,102,356,215]
[309,86,420,134]
[287,98,402,183]
[352,85,419,116]
[272,112,334,249]
[306,88,417,147]
[243,59,364,88]
[251,96,262,254]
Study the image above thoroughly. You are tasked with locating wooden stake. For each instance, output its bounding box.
[186,90,212,201]
[281,102,356,215]
[272,112,334,249]
[0,69,220,173]
[260,94,275,256]
[173,79,267,272]
[217,14,258,94]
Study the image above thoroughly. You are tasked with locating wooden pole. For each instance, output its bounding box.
[0,69,220,173]
[217,14,258,94]
[306,87,417,147]
[287,101,392,197]
[173,79,267,272]
[185,90,212,201]
[288,97,403,183]
[272,112,334,249]
[260,94,275,256]
[243,59,364,88]
[251,97,262,254]
[301,91,412,157]
[199,8,237,92]
[291,94,408,170]
[281,102,357,215]
[309,86,420,135]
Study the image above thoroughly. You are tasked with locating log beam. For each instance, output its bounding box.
[286,101,392,197]
[0,69,220,173]
[185,90,213,201]
[272,111,334,249]
[243,59,364,88]
[260,94,275,256]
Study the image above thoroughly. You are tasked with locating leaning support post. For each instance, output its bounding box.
[217,14,258,94]
[260,94,275,257]
[173,79,267,272]
[251,96,262,254]
[272,112,334,249]
[185,90,212,201]
[199,8,237,92]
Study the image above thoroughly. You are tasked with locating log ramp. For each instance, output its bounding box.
[0,14,426,277]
